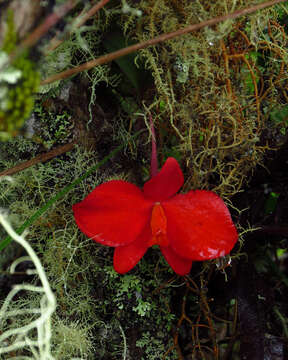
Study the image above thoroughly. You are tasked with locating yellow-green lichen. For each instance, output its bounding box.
[117,0,288,197]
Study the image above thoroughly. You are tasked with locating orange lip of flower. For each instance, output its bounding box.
[72,157,238,276]
[149,202,169,247]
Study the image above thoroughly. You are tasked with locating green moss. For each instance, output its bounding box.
[32,103,74,149]
[136,331,177,360]
[116,0,288,197]
[1,10,17,54]
[0,11,39,140]
[52,319,94,359]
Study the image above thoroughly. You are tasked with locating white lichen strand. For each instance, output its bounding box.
[121,0,142,17]
[0,213,56,359]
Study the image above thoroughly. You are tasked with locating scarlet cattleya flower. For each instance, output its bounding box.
[73,157,238,275]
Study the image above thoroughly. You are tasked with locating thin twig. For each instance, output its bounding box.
[41,0,286,85]
[0,142,76,177]
[46,0,111,53]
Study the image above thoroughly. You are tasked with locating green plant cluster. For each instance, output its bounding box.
[0,11,39,140]
[33,103,74,149]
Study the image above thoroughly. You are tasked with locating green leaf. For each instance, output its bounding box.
[270,105,288,124]
[264,191,280,215]
[103,31,146,93]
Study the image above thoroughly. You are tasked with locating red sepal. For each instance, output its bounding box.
[143,158,184,201]
[160,246,192,275]
[73,180,153,247]
[163,190,238,260]
[113,225,150,274]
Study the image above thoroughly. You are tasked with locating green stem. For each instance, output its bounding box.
[273,306,288,337]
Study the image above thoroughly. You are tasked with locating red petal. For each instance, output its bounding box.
[160,246,192,275]
[163,190,238,260]
[143,157,184,201]
[73,180,153,246]
[113,225,150,274]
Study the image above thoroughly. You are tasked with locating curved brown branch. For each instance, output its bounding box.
[0,142,76,177]
[41,0,286,85]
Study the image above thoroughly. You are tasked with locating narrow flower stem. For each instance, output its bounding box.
[41,0,286,85]
[46,0,111,53]
[0,142,76,177]
[149,114,158,178]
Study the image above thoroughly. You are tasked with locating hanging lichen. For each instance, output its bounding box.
[117,0,288,198]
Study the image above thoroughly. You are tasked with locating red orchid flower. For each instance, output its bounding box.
[72,157,238,275]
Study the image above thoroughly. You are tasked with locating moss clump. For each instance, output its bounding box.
[52,319,94,359]
[33,103,74,149]
[1,10,17,55]
[117,0,288,197]
[0,11,39,140]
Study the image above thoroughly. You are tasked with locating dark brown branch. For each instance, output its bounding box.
[0,142,76,177]
[41,0,286,85]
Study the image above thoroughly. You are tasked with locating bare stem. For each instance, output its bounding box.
[41,0,286,85]
[0,142,76,177]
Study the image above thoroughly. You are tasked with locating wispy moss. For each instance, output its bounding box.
[117,0,288,197]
